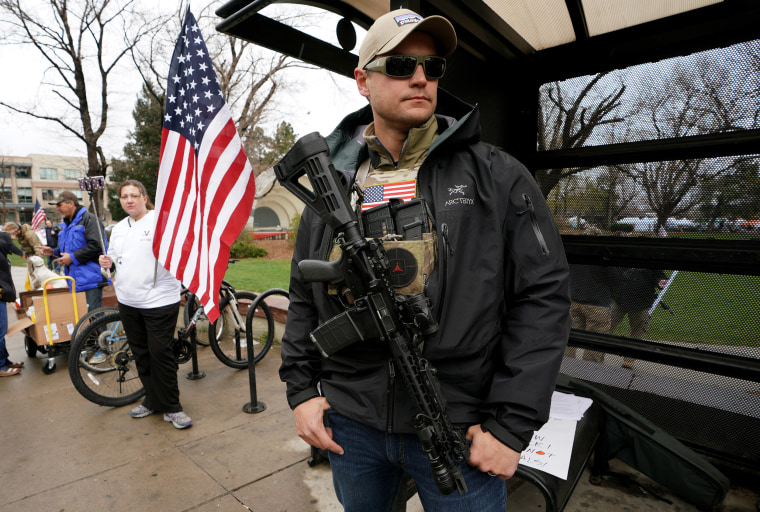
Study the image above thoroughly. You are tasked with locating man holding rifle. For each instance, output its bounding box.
[279,9,570,510]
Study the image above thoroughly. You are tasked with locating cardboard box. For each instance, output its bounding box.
[18,288,75,311]
[31,291,87,345]
[7,317,34,338]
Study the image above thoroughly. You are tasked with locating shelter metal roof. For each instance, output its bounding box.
[215,0,758,83]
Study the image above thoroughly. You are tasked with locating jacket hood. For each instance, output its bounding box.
[324,88,480,171]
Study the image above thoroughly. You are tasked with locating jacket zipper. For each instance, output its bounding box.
[387,360,395,432]
[518,194,550,255]
[435,223,454,319]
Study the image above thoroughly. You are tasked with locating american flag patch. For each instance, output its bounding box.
[361,180,417,211]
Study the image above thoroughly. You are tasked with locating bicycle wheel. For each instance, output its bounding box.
[209,291,275,369]
[70,306,119,346]
[182,295,210,346]
[68,311,145,407]
[245,293,275,365]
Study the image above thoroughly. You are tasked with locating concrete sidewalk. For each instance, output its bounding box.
[1,266,756,511]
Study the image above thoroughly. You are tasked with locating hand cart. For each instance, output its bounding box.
[17,276,83,374]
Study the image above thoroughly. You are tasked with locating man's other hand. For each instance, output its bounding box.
[35,245,54,257]
[293,397,344,455]
[466,425,520,480]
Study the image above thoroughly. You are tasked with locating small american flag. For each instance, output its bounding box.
[153,8,254,323]
[361,180,417,211]
[31,199,46,230]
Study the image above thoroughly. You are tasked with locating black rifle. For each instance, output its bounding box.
[274,132,469,495]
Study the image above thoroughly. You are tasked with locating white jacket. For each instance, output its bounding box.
[107,209,181,308]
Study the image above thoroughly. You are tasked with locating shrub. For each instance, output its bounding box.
[230,239,268,259]
[610,222,635,232]
[287,213,301,247]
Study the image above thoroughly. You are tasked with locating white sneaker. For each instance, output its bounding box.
[163,411,192,429]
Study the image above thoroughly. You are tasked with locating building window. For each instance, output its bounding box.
[15,166,30,179]
[64,169,81,180]
[73,190,83,201]
[40,168,58,180]
[17,187,32,204]
[41,189,59,202]
[1,189,12,202]
[0,166,11,179]
[253,207,281,228]
[18,211,33,224]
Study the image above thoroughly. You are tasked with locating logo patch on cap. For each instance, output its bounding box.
[394,13,423,27]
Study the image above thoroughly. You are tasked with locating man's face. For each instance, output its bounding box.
[56,200,76,218]
[356,32,439,136]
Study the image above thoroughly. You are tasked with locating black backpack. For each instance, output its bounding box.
[557,373,730,509]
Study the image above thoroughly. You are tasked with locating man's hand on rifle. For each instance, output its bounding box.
[294,397,344,455]
[466,425,520,480]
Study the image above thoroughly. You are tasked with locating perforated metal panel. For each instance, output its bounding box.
[540,39,760,471]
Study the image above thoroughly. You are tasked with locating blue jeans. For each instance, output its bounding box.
[0,303,9,369]
[326,410,506,512]
[84,287,103,312]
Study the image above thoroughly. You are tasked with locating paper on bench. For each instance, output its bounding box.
[519,392,593,480]
[549,391,593,421]
[520,418,577,479]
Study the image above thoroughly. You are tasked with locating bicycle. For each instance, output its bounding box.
[182,284,213,346]
[68,285,275,406]
[67,295,207,407]
[207,281,275,369]
[67,310,144,407]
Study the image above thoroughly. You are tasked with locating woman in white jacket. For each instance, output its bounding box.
[99,180,191,429]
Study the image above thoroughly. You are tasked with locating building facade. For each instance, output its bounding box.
[0,154,112,226]
[252,168,304,236]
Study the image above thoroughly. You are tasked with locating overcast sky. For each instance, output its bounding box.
[0,2,367,160]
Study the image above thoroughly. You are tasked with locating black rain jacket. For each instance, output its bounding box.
[279,91,570,451]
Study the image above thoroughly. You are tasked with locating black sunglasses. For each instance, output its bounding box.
[364,55,446,79]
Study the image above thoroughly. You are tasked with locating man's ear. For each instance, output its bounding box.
[355,68,371,99]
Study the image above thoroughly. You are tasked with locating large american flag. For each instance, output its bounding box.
[153,9,254,323]
[361,180,417,211]
[31,199,46,230]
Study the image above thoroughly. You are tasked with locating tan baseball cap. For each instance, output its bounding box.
[49,190,79,205]
[358,9,457,70]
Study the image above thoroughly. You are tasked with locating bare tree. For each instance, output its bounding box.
[535,72,626,197]
[0,0,157,213]
[596,167,637,229]
[617,59,740,230]
[129,2,316,176]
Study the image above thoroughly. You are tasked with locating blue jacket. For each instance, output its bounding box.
[57,206,110,292]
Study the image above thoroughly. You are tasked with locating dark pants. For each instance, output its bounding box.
[46,255,60,272]
[84,287,103,312]
[118,301,181,413]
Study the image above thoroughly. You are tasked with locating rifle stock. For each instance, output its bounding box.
[274,133,469,495]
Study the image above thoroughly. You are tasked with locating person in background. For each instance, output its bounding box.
[44,219,61,272]
[610,267,668,369]
[3,221,43,277]
[0,231,22,376]
[36,191,110,311]
[566,263,616,363]
[280,9,570,511]
[99,180,191,430]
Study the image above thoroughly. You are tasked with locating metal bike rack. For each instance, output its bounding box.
[243,287,288,414]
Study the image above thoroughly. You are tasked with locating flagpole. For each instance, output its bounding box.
[648,270,678,316]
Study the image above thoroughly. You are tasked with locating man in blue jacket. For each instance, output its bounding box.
[37,191,110,312]
[280,9,570,511]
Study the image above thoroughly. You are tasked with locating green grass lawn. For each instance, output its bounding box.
[223,258,291,293]
[612,272,760,346]
[8,253,25,268]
